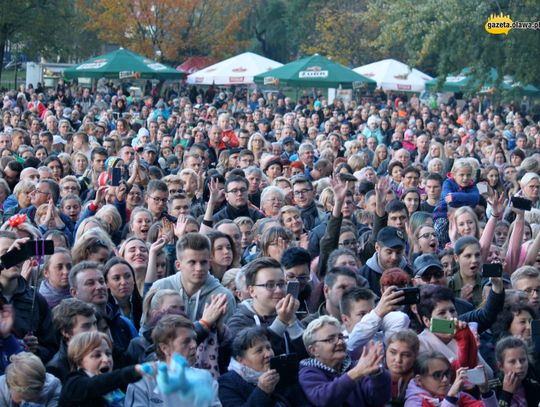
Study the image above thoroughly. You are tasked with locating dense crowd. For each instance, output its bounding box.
[0,78,538,406]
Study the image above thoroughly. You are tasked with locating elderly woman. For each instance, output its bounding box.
[510,172,540,224]
[219,326,308,407]
[260,186,285,218]
[299,316,391,407]
[3,179,34,219]
[404,352,497,407]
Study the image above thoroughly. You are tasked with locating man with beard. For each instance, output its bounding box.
[360,227,412,296]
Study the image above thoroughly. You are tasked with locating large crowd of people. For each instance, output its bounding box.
[0,78,538,406]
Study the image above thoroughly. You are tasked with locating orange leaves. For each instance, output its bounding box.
[78,0,250,62]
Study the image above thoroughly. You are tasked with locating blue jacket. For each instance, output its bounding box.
[299,357,391,407]
[433,177,480,220]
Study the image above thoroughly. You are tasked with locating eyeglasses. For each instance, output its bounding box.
[427,369,452,381]
[149,195,168,204]
[33,189,50,196]
[523,288,540,295]
[253,281,286,291]
[285,273,311,283]
[419,232,438,240]
[421,271,445,281]
[227,187,248,195]
[314,334,348,345]
[339,239,357,247]
[293,189,312,196]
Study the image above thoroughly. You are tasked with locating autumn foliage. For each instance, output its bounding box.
[78,0,250,63]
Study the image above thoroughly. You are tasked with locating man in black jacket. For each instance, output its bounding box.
[292,175,326,231]
[69,261,136,367]
[0,231,58,363]
[47,298,97,381]
[213,175,264,223]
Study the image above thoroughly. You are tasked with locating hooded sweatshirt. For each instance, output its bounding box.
[149,273,236,322]
[359,252,412,296]
[228,299,308,359]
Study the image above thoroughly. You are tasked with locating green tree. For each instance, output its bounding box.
[363,0,540,88]
[0,0,100,83]
[246,0,324,62]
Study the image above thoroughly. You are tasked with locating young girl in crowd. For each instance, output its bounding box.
[405,352,497,407]
[493,336,540,407]
[434,159,480,247]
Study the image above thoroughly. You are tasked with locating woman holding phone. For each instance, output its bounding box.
[416,285,493,378]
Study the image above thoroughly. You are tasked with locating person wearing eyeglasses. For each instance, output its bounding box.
[404,352,497,407]
[228,257,308,358]
[281,247,314,317]
[292,175,326,232]
[213,175,265,223]
[144,179,170,220]
[299,315,391,407]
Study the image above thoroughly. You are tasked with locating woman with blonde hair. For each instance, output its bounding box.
[347,154,366,172]
[74,216,106,242]
[71,229,115,264]
[60,331,147,406]
[372,144,388,172]
[247,132,268,164]
[344,139,362,158]
[95,204,123,244]
[0,352,61,406]
[118,237,149,293]
[71,151,89,177]
[279,205,305,240]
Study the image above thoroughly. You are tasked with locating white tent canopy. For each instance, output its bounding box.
[187,52,283,85]
[353,59,433,92]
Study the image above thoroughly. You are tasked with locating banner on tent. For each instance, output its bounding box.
[264,77,280,86]
[299,69,328,78]
[119,71,141,79]
[229,76,245,83]
[77,59,107,70]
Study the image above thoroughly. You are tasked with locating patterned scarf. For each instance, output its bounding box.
[228,357,264,385]
[299,355,352,375]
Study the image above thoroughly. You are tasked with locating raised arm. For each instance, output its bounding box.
[317,177,347,278]
[200,178,223,234]
[524,222,540,266]
[480,191,506,262]
[505,209,524,274]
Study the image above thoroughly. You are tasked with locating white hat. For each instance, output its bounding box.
[53,135,66,145]
[138,127,150,138]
